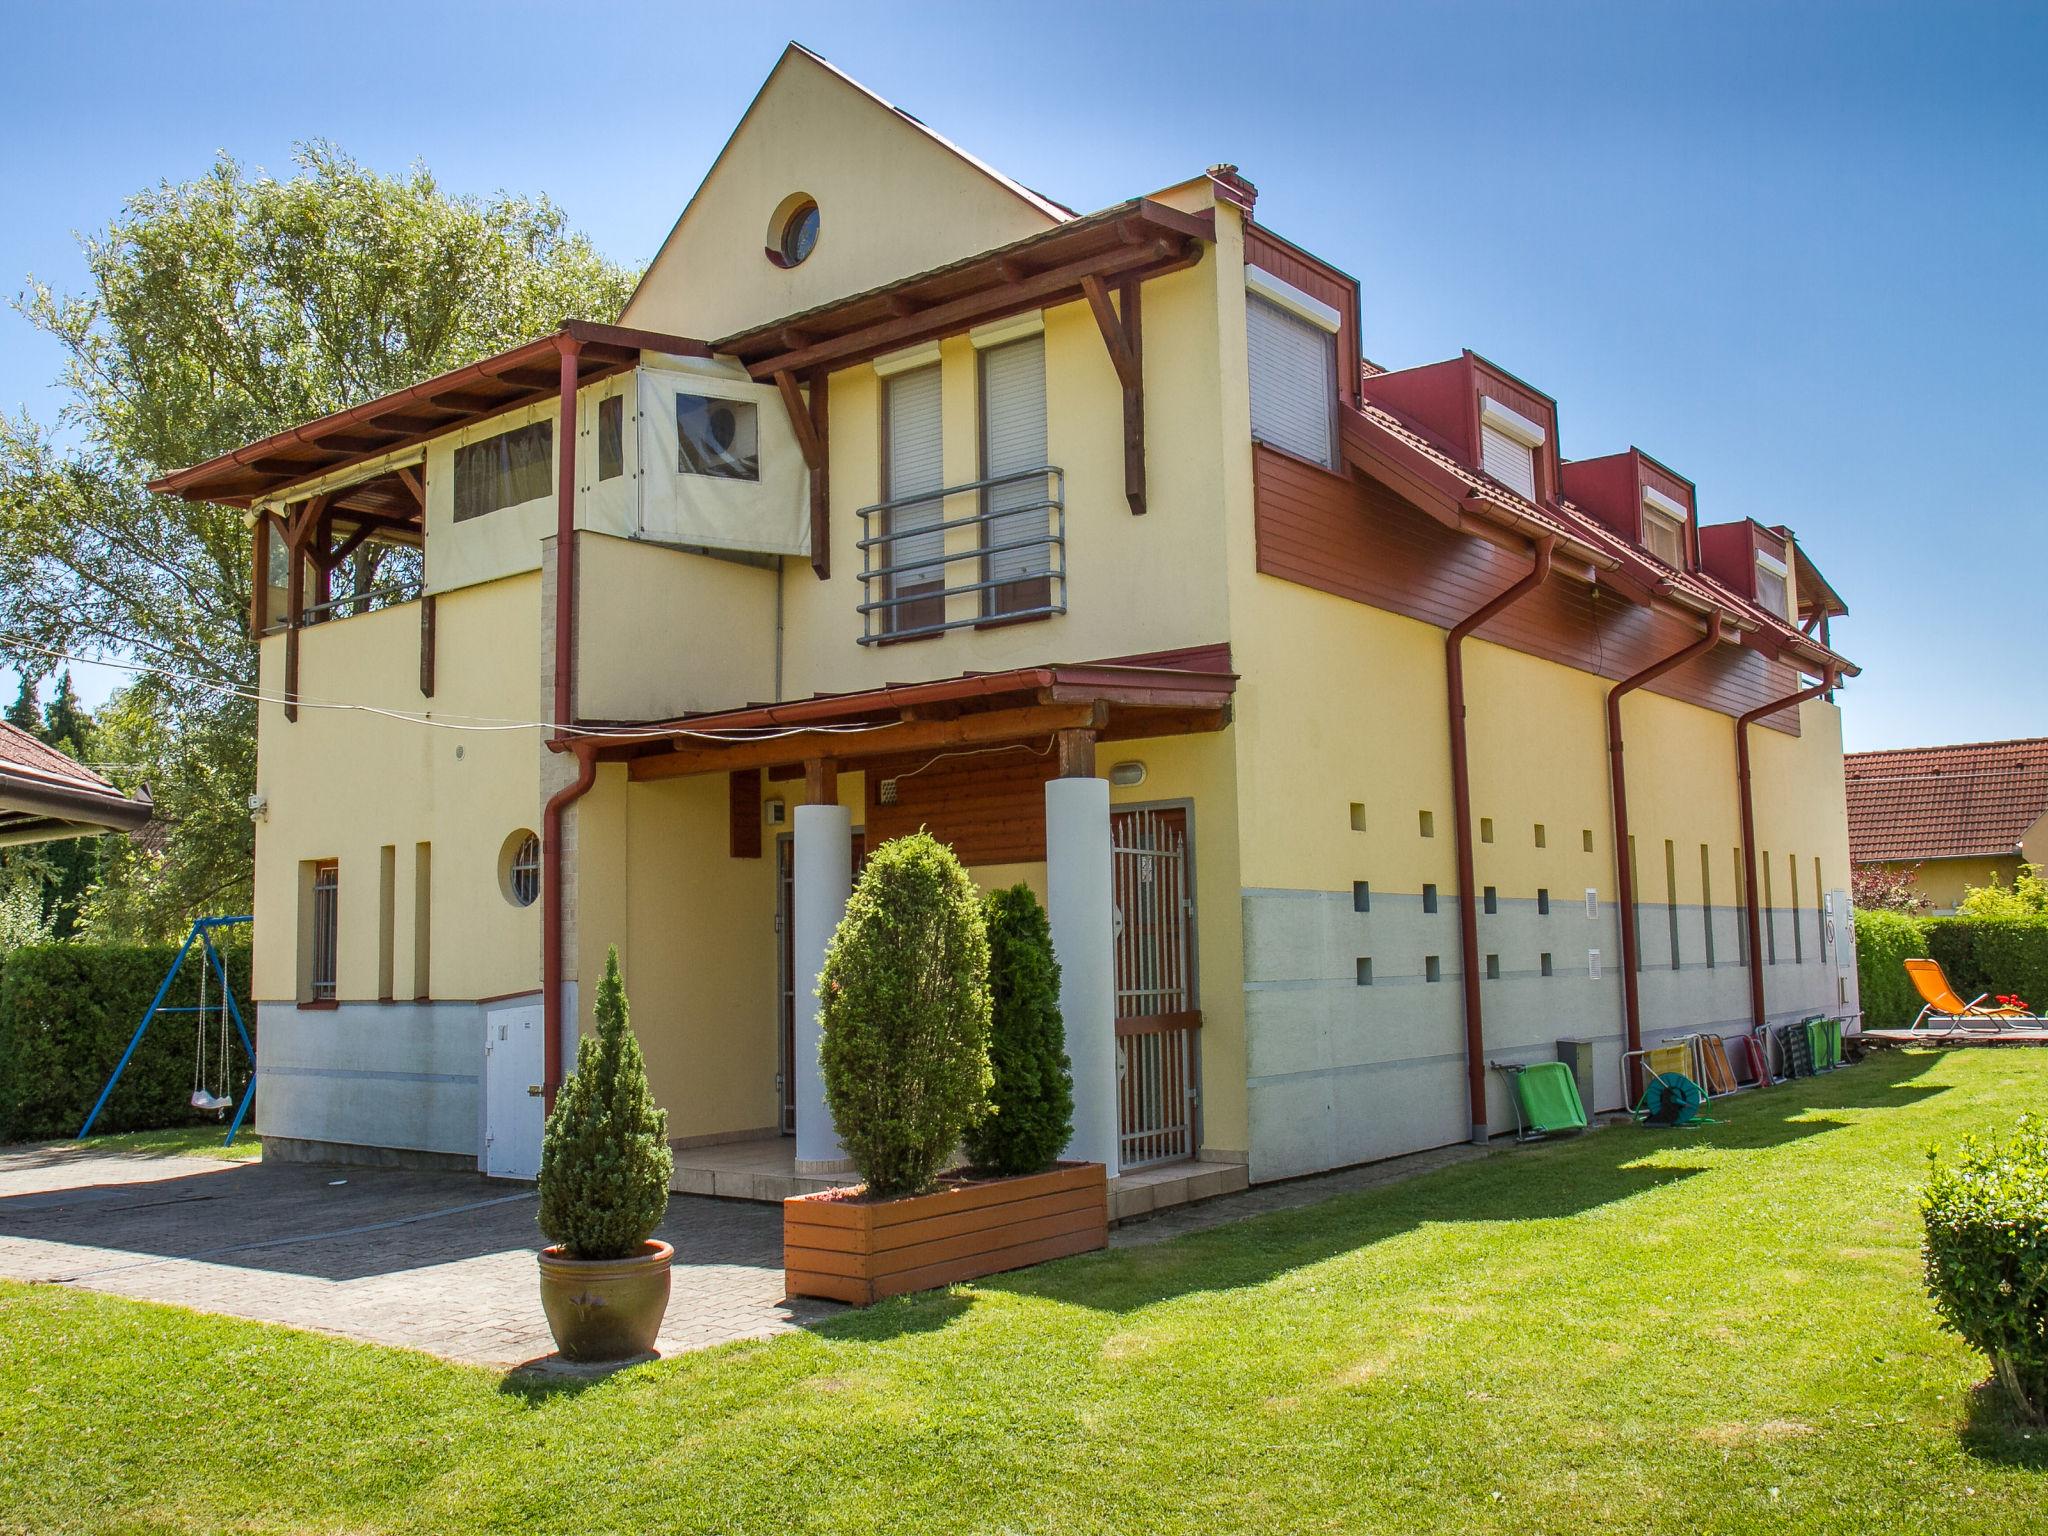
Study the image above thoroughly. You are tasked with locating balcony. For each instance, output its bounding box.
[854,465,1066,645]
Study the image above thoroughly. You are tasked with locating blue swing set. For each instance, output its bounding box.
[76,915,257,1147]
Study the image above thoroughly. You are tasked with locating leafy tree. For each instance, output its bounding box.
[819,833,993,1198]
[537,947,673,1261]
[0,671,103,938]
[1851,861,1929,915]
[0,144,639,937]
[1957,863,2048,919]
[963,884,1073,1176]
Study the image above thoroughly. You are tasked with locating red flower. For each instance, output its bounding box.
[1997,994,2029,1011]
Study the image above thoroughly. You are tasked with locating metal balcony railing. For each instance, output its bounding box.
[854,465,1066,644]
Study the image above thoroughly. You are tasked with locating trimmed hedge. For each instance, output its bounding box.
[0,940,254,1143]
[1854,909,1930,1029]
[1855,911,2048,1028]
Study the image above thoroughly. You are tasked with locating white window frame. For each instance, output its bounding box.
[1641,485,1689,568]
[1478,396,1545,500]
[1245,270,1340,470]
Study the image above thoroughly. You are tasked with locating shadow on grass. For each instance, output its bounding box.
[1960,1379,2048,1469]
[984,1051,1953,1317]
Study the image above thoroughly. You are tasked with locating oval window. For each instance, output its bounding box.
[501,830,541,908]
[770,196,820,268]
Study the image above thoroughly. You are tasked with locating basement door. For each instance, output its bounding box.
[1112,806,1200,1168]
[778,833,866,1135]
[483,1002,545,1180]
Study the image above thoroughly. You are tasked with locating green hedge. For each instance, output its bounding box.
[1856,912,2048,1028]
[1855,909,1931,1029]
[0,940,254,1143]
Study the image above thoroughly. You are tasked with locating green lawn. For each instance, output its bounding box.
[2,1049,2043,1535]
[42,1125,260,1162]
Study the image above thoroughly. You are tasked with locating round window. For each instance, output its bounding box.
[501,830,541,908]
[770,195,820,268]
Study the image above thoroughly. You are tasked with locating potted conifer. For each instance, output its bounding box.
[784,842,1105,1305]
[536,946,676,1361]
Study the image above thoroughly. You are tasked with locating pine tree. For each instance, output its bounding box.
[4,675,38,733]
[536,947,673,1260]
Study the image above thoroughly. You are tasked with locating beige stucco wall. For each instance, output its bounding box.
[250,574,546,1006]
[1868,854,2021,916]
[621,46,1060,343]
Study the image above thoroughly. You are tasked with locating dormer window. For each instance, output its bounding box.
[1641,485,1688,568]
[1246,268,1340,469]
[1478,396,1545,501]
[1755,549,1792,622]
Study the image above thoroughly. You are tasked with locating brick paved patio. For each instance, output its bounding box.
[0,1143,839,1369]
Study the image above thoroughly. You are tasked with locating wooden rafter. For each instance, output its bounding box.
[772,370,832,581]
[628,700,1107,783]
[1082,274,1146,515]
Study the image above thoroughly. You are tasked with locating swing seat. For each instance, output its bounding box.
[190,1089,234,1113]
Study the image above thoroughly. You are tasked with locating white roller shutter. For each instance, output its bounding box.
[980,335,1049,593]
[1480,422,1538,500]
[1247,294,1335,467]
[884,365,945,596]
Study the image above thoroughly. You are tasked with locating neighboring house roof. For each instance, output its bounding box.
[1844,737,2048,863]
[0,721,153,847]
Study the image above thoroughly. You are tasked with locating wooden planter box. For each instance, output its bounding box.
[784,1161,1107,1305]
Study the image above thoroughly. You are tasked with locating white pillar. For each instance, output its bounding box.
[1046,774,1119,1178]
[793,802,853,1172]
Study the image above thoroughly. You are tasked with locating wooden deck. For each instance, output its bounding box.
[1859,1027,2048,1048]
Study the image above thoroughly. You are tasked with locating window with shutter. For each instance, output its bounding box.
[979,336,1050,619]
[1642,506,1686,567]
[1247,294,1335,467]
[882,366,945,636]
[1479,422,1538,500]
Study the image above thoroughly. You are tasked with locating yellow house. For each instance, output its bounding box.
[154,44,1860,1214]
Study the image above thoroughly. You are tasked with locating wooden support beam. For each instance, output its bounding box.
[1055,728,1098,779]
[1081,275,1146,515]
[773,370,832,581]
[419,593,437,697]
[395,464,426,509]
[803,758,839,807]
[321,520,381,573]
[284,530,304,723]
[249,514,271,640]
[629,700,1109,783]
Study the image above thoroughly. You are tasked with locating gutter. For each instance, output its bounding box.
[1446,533,1554,1144]
[1605,613,1725,1102]
[1736,666,1841,1035]
[541,336,585,1112]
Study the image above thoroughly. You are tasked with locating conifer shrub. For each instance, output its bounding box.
[819,832,991,1198]
[963,883,1073,1177]
[1923,1115,2048,1424]
[537,947,673,1260]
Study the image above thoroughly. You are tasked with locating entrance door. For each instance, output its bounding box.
[1111,807,1200,1167]
[483,1002,545,1179]
[779,833,864,1134]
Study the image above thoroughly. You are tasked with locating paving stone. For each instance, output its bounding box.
[0,1145,840,1370]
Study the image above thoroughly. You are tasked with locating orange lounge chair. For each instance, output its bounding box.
[1904,957,2042,1034]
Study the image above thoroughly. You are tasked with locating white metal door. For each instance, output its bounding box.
[484,1003,545,1180]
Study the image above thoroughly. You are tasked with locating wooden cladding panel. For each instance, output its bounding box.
[1246,225,1359,408]
[1252,445,1803,733]
[863,747,1057,865]
[728,769,763,859]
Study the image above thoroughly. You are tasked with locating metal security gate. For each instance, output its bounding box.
[1112,807,1200,1167]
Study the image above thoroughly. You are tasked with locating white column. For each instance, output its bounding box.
[792,802,853,1172]
[1046,774,1119,1178]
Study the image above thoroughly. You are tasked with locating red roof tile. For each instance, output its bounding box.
[1845,737,2048,862]
[0,721,118,796]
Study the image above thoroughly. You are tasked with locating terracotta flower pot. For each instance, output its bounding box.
[537,1239,673,1361]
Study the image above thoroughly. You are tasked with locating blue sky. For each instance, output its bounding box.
[2,0,2042,750]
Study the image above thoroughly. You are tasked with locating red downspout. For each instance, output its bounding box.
[541,334,584,1110]
[1606,612,1725,1102]
[1448,534,1554,1144]
[1736,664,1840,1036]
